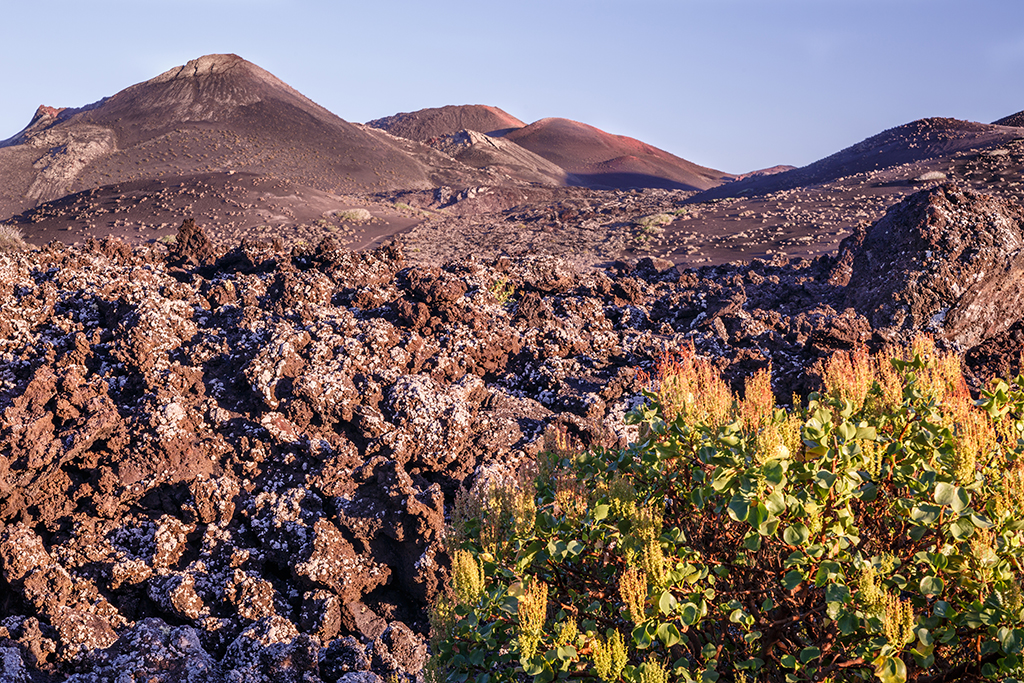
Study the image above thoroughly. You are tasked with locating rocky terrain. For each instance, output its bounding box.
[1,183,1024,682]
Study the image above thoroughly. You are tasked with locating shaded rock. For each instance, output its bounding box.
[320,636,371,682]
[0,644,29,683]
[335,674,382,683]
[339,602,387,643]
[187,475,240,525]
[225,569,280,622]
[300,590,342,642]
[0,524,76,618]
[64,618,220,682]
[149,573,207,621]
[846,184,1024,346]
[368,622,427,677]
[51,609,119,663]
[222,615,320,683]
[1,617,58,670]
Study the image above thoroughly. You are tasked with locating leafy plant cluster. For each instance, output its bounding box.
[488,276,516,306]
[428,339,1024,683]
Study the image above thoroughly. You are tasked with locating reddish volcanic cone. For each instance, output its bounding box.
[504,118,731,191]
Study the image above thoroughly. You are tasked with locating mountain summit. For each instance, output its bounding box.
[70,53,338,142]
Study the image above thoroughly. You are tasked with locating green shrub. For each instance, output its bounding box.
[429,340,1024,683]
[335,208,374,223]
[637,214,675,231]
[488,277,516,306]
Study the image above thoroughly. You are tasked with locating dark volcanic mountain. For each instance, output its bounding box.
[504,117,732,191]
[0,54,494,243]
[367,104,526,141]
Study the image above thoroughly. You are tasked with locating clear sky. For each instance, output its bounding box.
[2,0,1022,174]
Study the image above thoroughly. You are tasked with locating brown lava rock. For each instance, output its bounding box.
[846,184,1024,347]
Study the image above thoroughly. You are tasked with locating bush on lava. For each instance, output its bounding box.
[0,224,29,251]
[428,339,1024,683]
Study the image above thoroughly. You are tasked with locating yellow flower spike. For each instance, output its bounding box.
[517,577,548,661]
[620,567,648,624]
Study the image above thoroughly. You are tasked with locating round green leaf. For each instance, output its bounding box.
[934,482,956,507]
[783,523,810,546]
[782,570,804,591]
[658,590,678,616]
[656,622,682,648]
[910,504,941,526]
[950,517,975,540]
[680,602,700,626]
[919,576,944,597]
[727,497,750,522]
[951,487,971,513]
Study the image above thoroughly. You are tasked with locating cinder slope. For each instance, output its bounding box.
[425,129,569,186]
[366,104,526,141]
[994,110,1024,127]
[504,117,732,191]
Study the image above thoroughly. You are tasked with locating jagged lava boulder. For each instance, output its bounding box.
[845,184,1024,347]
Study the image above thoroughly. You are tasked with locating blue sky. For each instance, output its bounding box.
[2,0,1022,173]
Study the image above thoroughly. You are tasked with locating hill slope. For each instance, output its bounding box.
[994,110,1024,127]
[693,117,1022,201]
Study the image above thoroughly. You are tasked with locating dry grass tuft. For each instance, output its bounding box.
[0,225,29,252]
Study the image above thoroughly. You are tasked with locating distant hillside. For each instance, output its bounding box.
[366,104,526,141]
[693,117,1022,201]
[423,129,569,187]
[994,110,1024,127]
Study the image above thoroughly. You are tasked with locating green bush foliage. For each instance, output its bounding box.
[428,340,1024,683]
